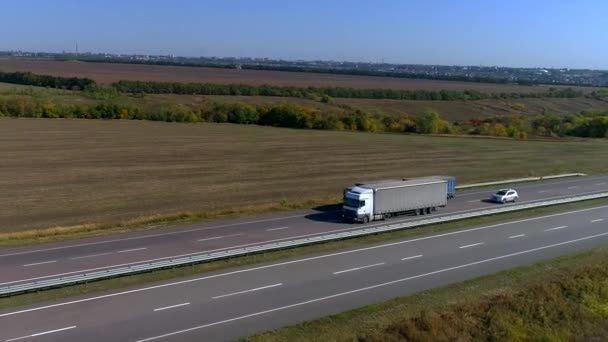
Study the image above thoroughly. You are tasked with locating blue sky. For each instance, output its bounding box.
[2,0,607,69]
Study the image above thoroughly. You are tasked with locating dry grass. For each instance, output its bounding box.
[244,245,608,342]
[0,198,336,246]
[1,118,608,232]
[334,97,608,121]
[0,58,575,92]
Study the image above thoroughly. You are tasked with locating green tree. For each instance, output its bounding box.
[417,111,441,134]
[320,95,333,104]
[491,123,508,137]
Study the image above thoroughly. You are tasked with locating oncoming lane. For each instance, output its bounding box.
[1,204,607,341]
[1,176,607,288]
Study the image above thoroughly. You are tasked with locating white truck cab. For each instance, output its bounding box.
[342,186,374,223]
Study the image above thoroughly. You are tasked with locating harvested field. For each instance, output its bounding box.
[1,118,607,232]
[334,97,608,121]
[0,58,566,92]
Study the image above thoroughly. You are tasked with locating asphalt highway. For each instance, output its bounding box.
[1,176,608,288]
[1,200,607,341]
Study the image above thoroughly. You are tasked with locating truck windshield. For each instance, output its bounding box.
[344,197,364,208]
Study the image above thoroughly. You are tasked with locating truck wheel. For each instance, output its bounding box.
[362,216,369,224]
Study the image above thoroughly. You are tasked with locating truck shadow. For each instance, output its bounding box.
[304,203,460,224]
[304,204,349,224]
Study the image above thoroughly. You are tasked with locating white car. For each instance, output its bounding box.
[490,189,519,203]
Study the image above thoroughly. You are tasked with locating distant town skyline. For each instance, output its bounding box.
[3,0,607,70]
[3,50,603,72]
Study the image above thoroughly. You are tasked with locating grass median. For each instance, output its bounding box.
[242,243,608,342]
[1,197,608,311]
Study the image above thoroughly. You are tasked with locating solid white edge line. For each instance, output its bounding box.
[0,204,510,285]
[5,326,76,342]
[596,182,607,186]
[133,231,608,342]
[455,175,590,192]
[3,205,608,318]
[153,302,191,312]
[212,283,283,300]
[401,255,423,261]
[459,242,484,249]
[117,247,148,254]
[509,234,526,239]
[0,220,408,283]
[22,260,57,267]
[544,226,568,232]
[266,227,290,232]
[591,219,604,223]
[4,198,607,287]
[333,262,386,275]
[2,232,348,286]
[0,214,310,257]
[1,178,602,258]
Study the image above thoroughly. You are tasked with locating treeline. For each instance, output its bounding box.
[0,95,452,134]
[111,80,584,101]
[0,70,587,101]
[1,94,606,139]
[0,71,95,90]
[57,57,238,70]
[59,56,588,87]
[531,112,608,138]
[465,111,608,138]
[241,64,542,86]
[591,88,608,97]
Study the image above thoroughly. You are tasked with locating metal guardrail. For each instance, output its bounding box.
[1,190,606,297]
[455,173,586,189]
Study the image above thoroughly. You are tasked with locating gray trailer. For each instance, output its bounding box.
[342,177,448,223]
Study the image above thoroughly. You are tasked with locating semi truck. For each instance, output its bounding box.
[342,177,449,223]
[401,175,456,199]
[431,175,456,199]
